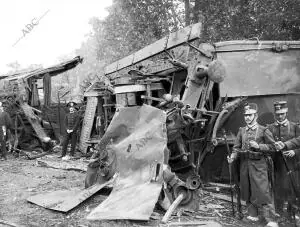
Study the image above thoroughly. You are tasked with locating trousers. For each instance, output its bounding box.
[247,201,276,222]
[61,131,77,156]
[0,135,7,158]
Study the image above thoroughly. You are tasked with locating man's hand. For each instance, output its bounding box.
[249,140,259,149]
[227,154,235,164]
[283,150,295,157]
[275,141,285,151]
[67,129,73,133]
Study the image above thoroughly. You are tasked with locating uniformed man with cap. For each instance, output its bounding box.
[60,101,81,160]
[267,101,300,221]
[0,101,13,161]
[228,103,278,227]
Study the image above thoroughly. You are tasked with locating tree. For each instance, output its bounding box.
[190,0,300,42]
[91,0,182,63]
[91,0,299,67]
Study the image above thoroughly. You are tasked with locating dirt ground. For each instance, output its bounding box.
[0,153,296,227]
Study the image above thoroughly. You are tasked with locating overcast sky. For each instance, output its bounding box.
[0,0,112,74]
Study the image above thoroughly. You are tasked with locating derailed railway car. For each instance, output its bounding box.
[80,22,300,187]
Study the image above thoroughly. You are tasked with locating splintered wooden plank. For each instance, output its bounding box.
[117,54,134,70]
[209,192,246,206]
[113,83,163,94]
[36,159,87,172]
[20,102,49,141]
[104,22,202,75]
[27,179,113,212]
[181,58,205,109]
[78,97,98,153]
[189,22,202,40]
[105,62,118,75]
[133,36,169,64]
[167,25,192,49]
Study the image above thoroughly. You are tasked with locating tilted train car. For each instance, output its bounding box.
[79,22,300,185]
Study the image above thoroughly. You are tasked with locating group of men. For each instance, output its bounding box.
[228,101,300,227]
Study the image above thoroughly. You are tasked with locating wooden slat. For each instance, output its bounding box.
[104,22,202,75]
[167,25,192,48]
[114,83,163,94]
[36,159,87,172]
[105,62,118,75]
[117,54,134,70]
[133,36,169,63]
[189,22,202,40]
[84,91,109,97]
[20,102,49,141]
[79,97,98,153]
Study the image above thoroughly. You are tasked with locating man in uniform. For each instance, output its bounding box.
[228,103,278,227]
[267,101,300,222]
[60,102,81,160]
[0,101,13,161]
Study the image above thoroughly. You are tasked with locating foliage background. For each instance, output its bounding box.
[6,0,300,102]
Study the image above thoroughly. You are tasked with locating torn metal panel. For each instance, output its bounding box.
[217,46,300,97]
[87,105,167,220]
[27,179,113,212]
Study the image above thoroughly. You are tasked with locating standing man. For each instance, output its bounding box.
[267,101,300,221]
[228,103,278,227]
[60,102,81,160]
[0,101,13,161]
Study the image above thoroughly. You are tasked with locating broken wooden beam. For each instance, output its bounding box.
[105,23,202,75]
[0,219,19,227]
[27,150,59,160]
[36,159,87,172]
[161,193,185,223]
[19,102,50,143]
[209,192,246,206]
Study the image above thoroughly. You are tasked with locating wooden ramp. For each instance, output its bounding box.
[79,96,98,153]
[20,102,49,142]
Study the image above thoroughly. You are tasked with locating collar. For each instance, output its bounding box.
[275,119,288,127]
[246,122,258,131]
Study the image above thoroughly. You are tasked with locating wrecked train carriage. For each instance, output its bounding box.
[79,23,226,187]
[80,21,300,185]
[0,56,83,150]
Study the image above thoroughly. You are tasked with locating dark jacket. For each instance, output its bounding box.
[267,121,300,201]
[64,112,80,132]
[0,111,13,137]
